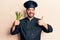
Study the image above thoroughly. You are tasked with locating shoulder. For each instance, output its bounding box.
[19,17,27,22]
[34,17,41,20]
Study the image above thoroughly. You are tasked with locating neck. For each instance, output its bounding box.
[28,17,34,21]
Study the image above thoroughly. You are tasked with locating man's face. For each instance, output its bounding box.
[26,8,35,18]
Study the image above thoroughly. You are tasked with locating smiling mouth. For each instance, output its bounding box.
[30,13,33,15]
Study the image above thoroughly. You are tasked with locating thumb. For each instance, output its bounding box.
[41,16,43,20]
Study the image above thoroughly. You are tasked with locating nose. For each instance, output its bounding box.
[30,10,33,13]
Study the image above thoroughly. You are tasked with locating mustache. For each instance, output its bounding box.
[29,12,34,14]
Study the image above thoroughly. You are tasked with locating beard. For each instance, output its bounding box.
[27,13,35,18]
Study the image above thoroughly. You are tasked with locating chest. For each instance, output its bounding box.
[21,20,42,33]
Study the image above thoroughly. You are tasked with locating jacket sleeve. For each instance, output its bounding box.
[42,24,53,33]
[10,21,22,35]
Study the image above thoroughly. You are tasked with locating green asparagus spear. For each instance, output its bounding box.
[16,12,22,20]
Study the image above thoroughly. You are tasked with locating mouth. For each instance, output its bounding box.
[30,13,33,15]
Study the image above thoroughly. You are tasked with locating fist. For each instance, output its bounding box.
[38,20,45,26]
[38,16,47,26]
[14,20,20,25]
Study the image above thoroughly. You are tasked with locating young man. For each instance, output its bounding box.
[10,1,53,40]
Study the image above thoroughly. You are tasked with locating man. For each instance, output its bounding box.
[10,0,53,40]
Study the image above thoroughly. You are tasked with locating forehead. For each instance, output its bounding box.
[27,8,35,10]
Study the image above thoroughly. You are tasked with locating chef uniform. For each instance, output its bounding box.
[10,1,53,40]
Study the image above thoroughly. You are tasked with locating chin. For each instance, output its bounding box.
[28,16,34,18]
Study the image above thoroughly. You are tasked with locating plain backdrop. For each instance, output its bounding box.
[0,0,60,40]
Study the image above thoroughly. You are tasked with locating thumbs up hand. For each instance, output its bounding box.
[38,16,48,29]
[38,16,44,26]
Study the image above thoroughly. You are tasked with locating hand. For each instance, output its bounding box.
[38,16,48,29]
[13,20,20,26]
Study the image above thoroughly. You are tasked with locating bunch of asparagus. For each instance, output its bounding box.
[16,12,22,20]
